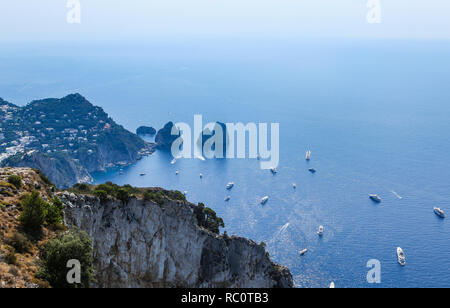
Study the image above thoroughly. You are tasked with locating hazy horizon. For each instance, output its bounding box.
[1,0,449,43]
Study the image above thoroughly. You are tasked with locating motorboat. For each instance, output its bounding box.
[299,249,308,256]
[270,167,278,174]
[397,247,406,266]
[434,207,446,218]
[369,194,382,203]
[308,168,316,174]
[224,196,231,202]
[261,196,269,204]
[317,225,324,236]
[226,182,235,190]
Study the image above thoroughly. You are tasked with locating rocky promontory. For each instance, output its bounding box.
[0,94,154,188]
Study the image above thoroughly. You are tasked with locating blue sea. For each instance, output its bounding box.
[1,39,450,288]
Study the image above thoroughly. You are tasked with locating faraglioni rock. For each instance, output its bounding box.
[136,126,156,136]
[197,122,229,158]
[60,191,294,288]
[155,122,180,151]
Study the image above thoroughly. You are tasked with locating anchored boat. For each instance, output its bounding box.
[369,194,382,203]
[434,207,446,218]
[397,247,406,266]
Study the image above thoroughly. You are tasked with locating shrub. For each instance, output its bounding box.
[38,229,95,288]
[116,188,130,205]
[166,190,186,202]
[143,190,165,206]
[95,183,116,196]
[93,190,108,204]
[7,175,22,189]
[72,183,91,193]
[19,191,48,234]
[7,232,32,253]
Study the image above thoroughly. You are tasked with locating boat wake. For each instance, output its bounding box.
[391,191,403,200]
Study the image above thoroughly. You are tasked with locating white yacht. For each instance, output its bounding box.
[305,150,311,161]
[369,194,382,203]
[170,158,177,165]
[261,196,269,204]
[397,247,406,266]
[329,282,335,289]
[299,248,308,256]
[226,182,235,190]
[317,225,324,236]
[224,196,231,202]
[434,207,446,218]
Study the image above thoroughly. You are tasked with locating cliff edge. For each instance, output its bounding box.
[59,191,293,288]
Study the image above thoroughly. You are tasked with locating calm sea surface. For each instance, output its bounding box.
[1,39,450,287]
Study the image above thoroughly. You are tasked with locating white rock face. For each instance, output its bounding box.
[60,193,293,288]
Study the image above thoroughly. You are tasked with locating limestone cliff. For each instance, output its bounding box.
[60,192,293,288]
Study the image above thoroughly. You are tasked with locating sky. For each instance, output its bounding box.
[0,0,449,42]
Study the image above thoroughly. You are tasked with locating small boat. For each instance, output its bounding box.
[261,196,269,204]
[293,183,297,189]
[317,225,324,236]
[226,182,235,190]
[270,167,278,174]
[200,173,203,179]
[183,191,188,195]
[329,282,335,289]
[434,207,446,218]
[224,196,231,202]
[305,150,311,161]
[308,168,316,174]
[369,194,382,203]
[175,170,179,175]
[170,158,177,165]
[299,248,308,256]
[139,173,146,176]
[397,247,406,266]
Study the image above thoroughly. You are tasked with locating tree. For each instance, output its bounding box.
[38,229,95,288]
[19,191,48,233]
[45,197,64,227]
